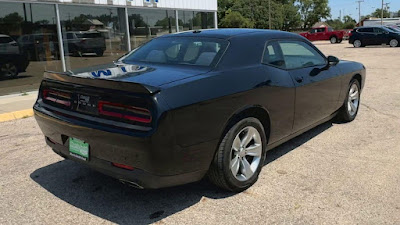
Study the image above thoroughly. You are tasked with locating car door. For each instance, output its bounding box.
[372,27,389,45]
[277,40,341,132]
[261,40,296,143]
[308,28,318,41]
[359,27,375,45]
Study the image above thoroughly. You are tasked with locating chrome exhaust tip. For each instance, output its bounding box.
[119,179,144,189]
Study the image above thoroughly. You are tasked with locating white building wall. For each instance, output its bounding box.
[127,0,217,11]
[9,0,218,11]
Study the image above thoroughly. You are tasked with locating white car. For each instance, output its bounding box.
[0,34,20,55]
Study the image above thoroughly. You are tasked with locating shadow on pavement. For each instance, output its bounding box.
[30,121,332,224]
[0,75,33,82]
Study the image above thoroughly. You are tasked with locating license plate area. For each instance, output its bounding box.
[69,137,89,161]
[76,94,99,115]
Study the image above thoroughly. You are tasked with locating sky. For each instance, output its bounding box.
[329,0,400,21]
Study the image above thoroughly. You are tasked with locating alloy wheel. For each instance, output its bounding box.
[230,126,262,182]
[0,63,18,77]
[390,39,398,47]
[354,40,362,48]
[347,83,360,116]
[330,37,337,44]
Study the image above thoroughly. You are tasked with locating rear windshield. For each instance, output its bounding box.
[123,37,229,67]
[76,33,102,38]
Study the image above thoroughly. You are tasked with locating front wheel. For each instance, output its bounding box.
[336,79,361,122]
[330,36,337,44]
[208,117,267,192]
[389,39,399,47]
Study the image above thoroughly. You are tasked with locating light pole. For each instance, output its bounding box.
[381,0,384,25]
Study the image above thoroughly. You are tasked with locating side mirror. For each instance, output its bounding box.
[327,55,339,66]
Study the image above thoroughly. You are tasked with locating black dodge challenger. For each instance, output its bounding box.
[34,29,366,192]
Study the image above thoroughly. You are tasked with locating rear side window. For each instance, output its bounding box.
[0,37,13,44]
[124,37,228,67]
[262,41,285,69]
[278,41,326,70]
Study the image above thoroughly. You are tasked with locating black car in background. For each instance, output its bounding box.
[17,33,60,61]
[34,29,366,191]
[349,26,400,47]
[65,31,106,57]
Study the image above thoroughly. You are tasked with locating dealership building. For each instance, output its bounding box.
[0,0,218,94]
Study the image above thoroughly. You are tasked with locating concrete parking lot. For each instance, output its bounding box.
[1,41,400,224]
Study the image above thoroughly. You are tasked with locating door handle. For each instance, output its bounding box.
[295,76,303,83]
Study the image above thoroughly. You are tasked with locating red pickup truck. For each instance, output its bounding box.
[299,27,346,44]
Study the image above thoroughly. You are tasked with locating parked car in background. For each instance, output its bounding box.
[299,27,346,44]
[349,26,400,47]
[384,25,400,33]
[65,31,106,57]
[0,53,29,78]
[343,29,353,40]
[17,33,59,61]
[34,29,366,191]
[0,34,20,55]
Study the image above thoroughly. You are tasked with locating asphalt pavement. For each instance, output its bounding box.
[1,42,400,224]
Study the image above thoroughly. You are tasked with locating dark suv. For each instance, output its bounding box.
[349,26,400,48]
[65,31,106,57]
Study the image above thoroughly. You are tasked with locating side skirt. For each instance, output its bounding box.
[266,112,338,151]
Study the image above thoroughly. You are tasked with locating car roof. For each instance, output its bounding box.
[0,34,11,38]
[161,28,301,40]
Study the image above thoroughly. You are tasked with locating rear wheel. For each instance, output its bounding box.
[208,117,266,192]
[330,36,337,44]
[0,63,18,78]
[389,39,398,47]
[336,79,361,122]
[337,39,343,43]
[353,40,363,48]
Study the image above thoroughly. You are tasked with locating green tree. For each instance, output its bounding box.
[221,0,301,30]
[298,0,331,29]
[371,8,391,18]
[219,10,254,28]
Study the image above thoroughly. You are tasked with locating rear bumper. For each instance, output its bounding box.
[47,138,206,189]
[34,104,217,189]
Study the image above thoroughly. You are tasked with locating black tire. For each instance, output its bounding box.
[330,36,338,44]
[208,117,267,192]
[95,49,104,57]
[353,39,364,48]
[0,62,18,78]
[337,39,343,43]
[336,79,361,122]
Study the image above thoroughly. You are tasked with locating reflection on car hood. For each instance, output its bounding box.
[68,62,210,87]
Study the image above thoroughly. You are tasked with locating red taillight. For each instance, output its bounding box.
[112,162,134,170]
[98,101,151,124]
[42,89,71,107]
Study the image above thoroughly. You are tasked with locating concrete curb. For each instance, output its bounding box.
[0,109,34,122]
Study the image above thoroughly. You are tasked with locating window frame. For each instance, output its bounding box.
[261,38,328,71]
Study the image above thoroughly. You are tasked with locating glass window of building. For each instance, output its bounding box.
[128,8,176,49]
[178,11,215,31]
[0,2,61,95]
[59,5,129,70]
